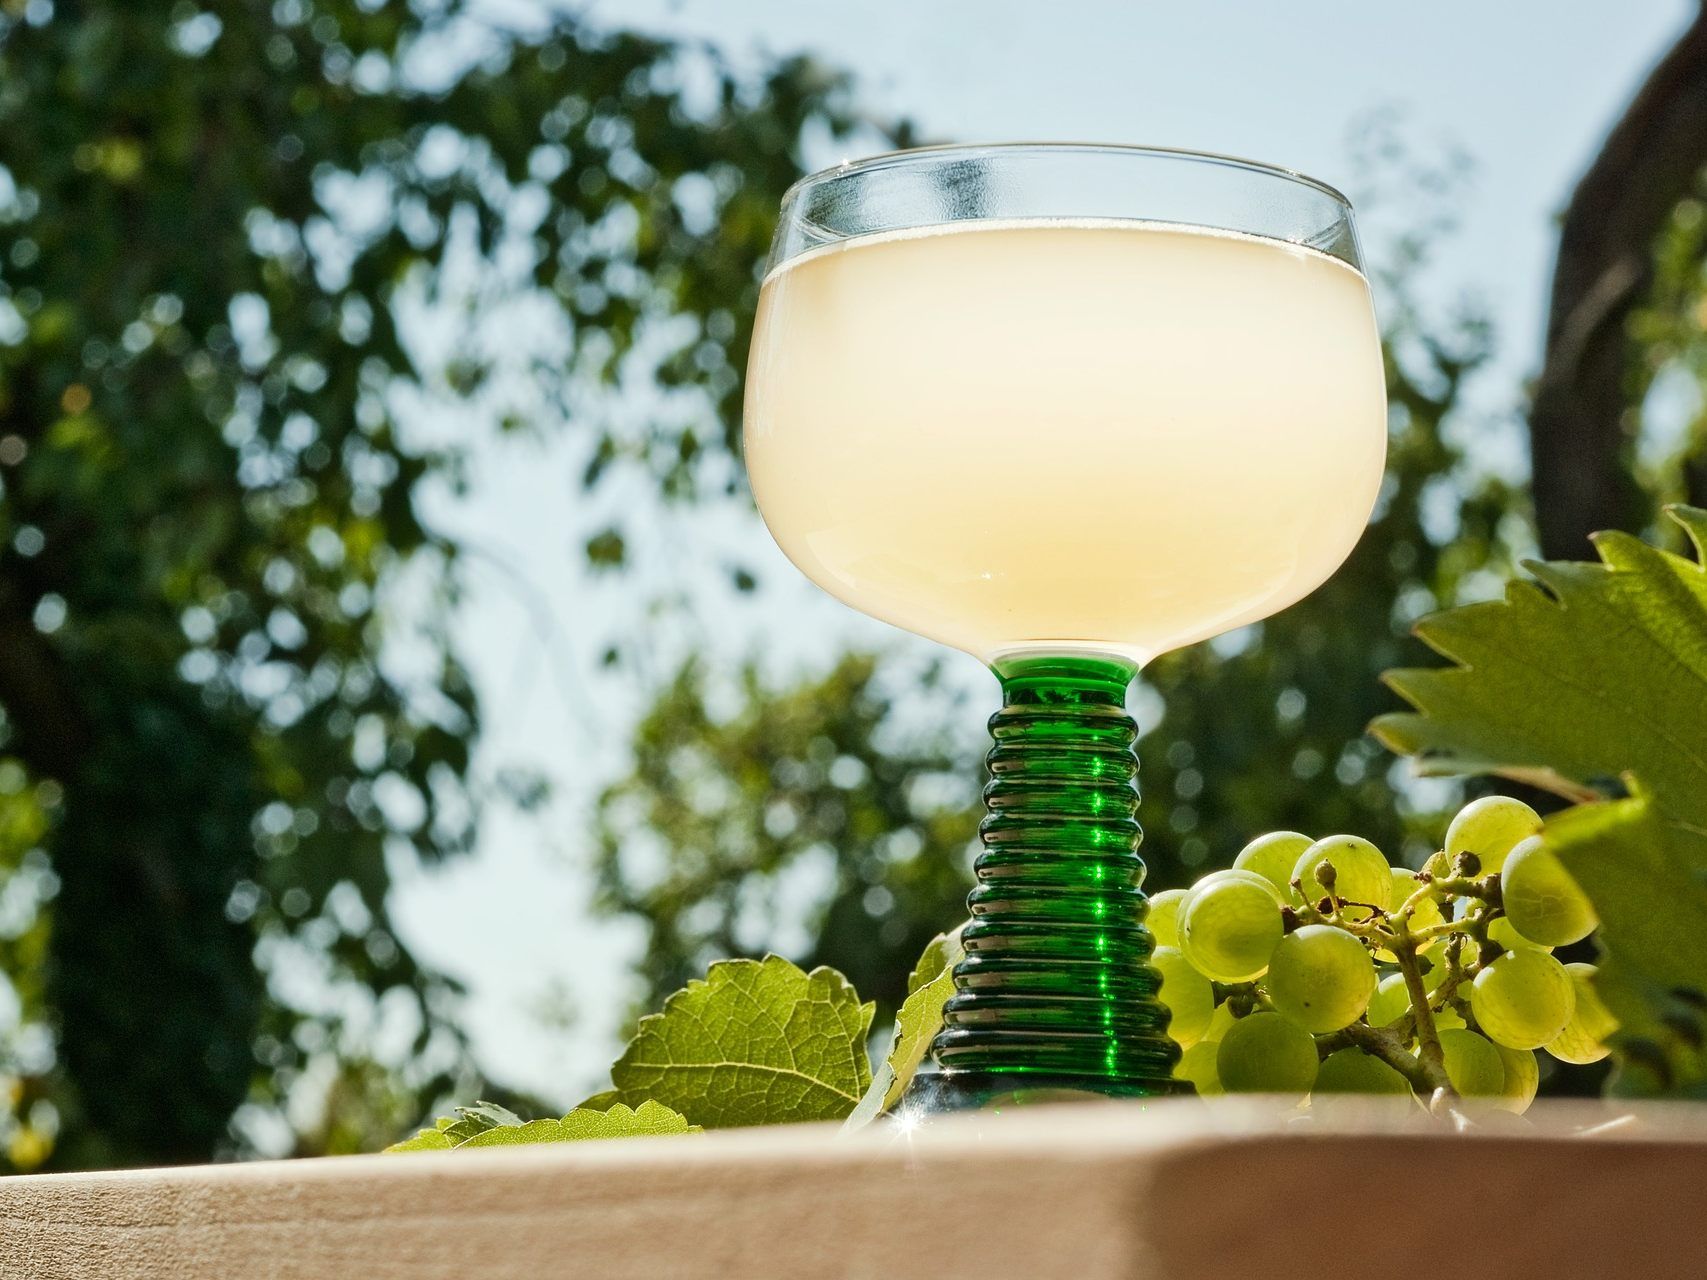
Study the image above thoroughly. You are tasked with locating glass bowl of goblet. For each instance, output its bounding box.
[744,143,1386,1111]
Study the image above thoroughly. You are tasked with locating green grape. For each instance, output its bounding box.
[1500,837,1597,947]
[1202,1001,1238,1044]
[1434,1004,1467,1032]
[1216,1012,1319,1098]
[1493,1043,1539,1114]
[1470,949,1575,1050]
[1366,973,1411,1029]
[1173,1038,1223,1095]
[1546,962,1617,1065]
[1444,795,1541,875]
[1145,888,1187,949]
[1266,925,1376,1033]
[1178,870,1284,983]
[1292,834,1392,919]
[1376,867,1444,961]
[1388,867,1444,926]
[1487,915,1552,953]
[1438,1028,1504,1096]
[1389,865,1419,902]
[1234,831,1314,895]
[1152,945,1215,1047]
[1313,1048,1411,1096]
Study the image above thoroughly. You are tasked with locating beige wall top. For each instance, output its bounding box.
[2,1098,1703,1280]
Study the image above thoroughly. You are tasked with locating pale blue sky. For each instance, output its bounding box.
[388,0,1697,1104]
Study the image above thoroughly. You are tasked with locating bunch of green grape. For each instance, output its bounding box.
[1148,796,1616,1111]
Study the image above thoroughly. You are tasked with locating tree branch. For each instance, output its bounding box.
[0,575,92,780]
[1531,3,1707,558]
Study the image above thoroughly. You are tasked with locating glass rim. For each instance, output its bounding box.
[779,140,1354,214]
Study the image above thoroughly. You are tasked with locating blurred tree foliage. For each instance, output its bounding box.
[596,654,980,1012]
[1629,180,1707,523]
[1528,2,1707,559]
[0,0,871,1168]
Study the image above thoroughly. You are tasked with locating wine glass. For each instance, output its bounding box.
[744,144,1386,1110]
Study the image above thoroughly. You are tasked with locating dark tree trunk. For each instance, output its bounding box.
[1531,1,1707,558]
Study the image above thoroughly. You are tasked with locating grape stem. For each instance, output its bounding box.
[1292,876,1457,1096]
[1400,874,1497,912]
[1332,1021,1443,1095]
[1354,875,1457,1094]
[1435,946,1474,1026]
[1411,920,1477,944]
[1392,928,1453,1093]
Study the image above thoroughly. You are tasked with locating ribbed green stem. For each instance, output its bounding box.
[927,654,1180,1090]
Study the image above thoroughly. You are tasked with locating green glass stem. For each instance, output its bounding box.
[926,653,1181,1095]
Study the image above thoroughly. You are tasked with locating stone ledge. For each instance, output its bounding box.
[2,1099,1703,1279]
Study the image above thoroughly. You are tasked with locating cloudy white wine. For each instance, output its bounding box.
[745,219,1386,665]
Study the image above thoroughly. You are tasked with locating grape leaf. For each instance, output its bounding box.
[607,954,875,1127]
[1372,504,1707,1092]
[1373,506,1707,811]
[459,1101,701,1146]
[843,928,963,1131]
[385,1101,523,1151]
[439,1101,524,1144]
[385,1127,454,1153]
[1544,797,1707,1096]
[387,1101,699,1152]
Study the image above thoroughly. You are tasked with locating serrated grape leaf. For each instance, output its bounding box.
[386,1101,512,1153]
[843,928,964,1131]
[387,1101,700,1152]
[386,1100,525,1151]
[1373,505,1707,817]
[607,954,875,1127]
[1543,798,1707,1097]
[440,1101,524,1144]
[459,1101,701,1147]
[385,1127,455,1153]
[1372,504,1707,1093]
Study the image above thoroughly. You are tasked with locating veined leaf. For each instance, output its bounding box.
[386,1100,523,1151]
[608,955,875,1127]
[1544,798,1707,1096]
[387,1101,699,1152]
[883,928,963,1109]
[1373,505,1707,818]
[459,1101,701,1146]
[844,928,963,1131]
[1373,504,1707,1093]
[385,1127,455,1153]
[439,1101,524,1145]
